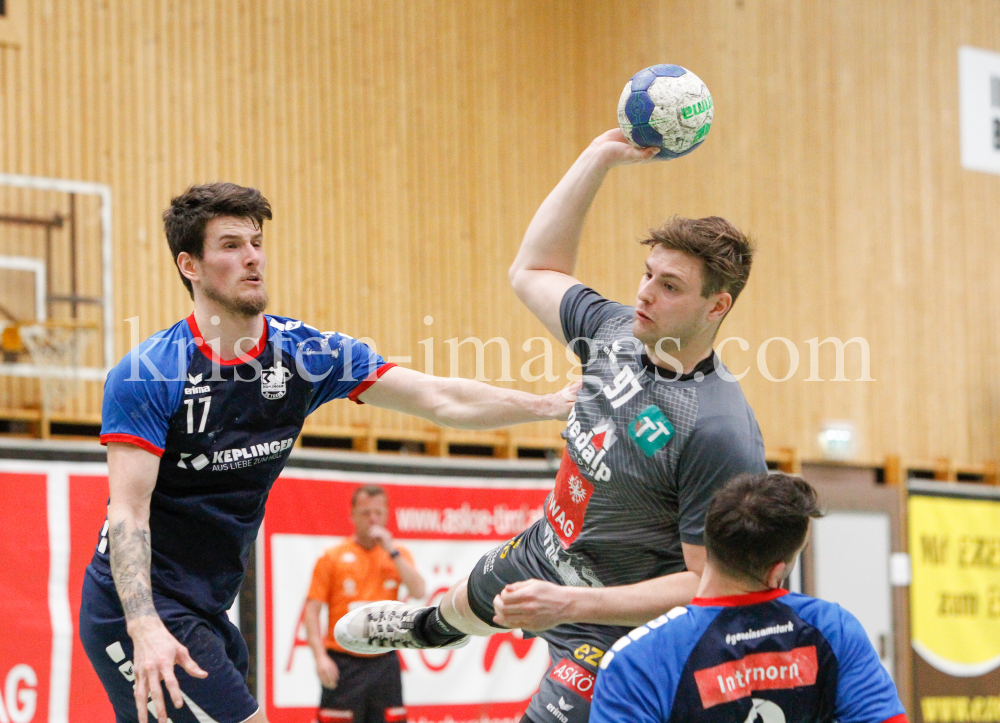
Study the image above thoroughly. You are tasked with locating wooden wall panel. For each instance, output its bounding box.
[0,0,998,463]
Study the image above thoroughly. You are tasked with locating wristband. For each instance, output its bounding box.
[389,549,401,559]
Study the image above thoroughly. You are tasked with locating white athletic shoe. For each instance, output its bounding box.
[334,601,470,655]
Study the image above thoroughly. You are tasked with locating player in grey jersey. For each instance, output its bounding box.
[336,129,767,723]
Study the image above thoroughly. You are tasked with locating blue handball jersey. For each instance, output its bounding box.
[93,313,393,616]
[591,589,908,723]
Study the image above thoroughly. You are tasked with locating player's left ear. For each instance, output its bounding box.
[176,251,201,284]
[764,560,788,589]
[706,291,732,322]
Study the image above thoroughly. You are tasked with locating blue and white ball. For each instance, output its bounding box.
[617,64,713,159]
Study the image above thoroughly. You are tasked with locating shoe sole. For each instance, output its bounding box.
[334,602,472,654]
[334,603,397,655]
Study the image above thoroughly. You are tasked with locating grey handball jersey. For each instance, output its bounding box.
[539,284,767,589]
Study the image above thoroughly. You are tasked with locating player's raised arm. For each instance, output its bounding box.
[354,365,577,429]
[106,443,207,723]
[508,129,658,343]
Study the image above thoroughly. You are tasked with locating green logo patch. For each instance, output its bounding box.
[629,405,675,457]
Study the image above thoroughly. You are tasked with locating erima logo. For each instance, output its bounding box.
[545,702,569,723]
[185,373,210,395]
[558,697,573,711]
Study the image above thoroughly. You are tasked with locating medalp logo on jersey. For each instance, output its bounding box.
[262,360,293,399]
[629,404,674,457]
[564,407,617,483]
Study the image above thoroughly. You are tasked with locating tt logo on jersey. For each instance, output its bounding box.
[628,404,674,457]
[565,407,616,482]
[261,361,293,399]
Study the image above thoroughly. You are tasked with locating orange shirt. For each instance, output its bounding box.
[307,539,415,654]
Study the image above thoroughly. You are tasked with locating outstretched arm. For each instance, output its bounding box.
[508,129,658,342]
[355,365,577,429]
[106,443,207,723]
[493,543,706,630]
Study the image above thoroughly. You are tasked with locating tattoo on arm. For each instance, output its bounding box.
[109,520,157,620]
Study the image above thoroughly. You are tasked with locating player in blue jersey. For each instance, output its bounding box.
[78,183,575,723]
[591,473,909,723]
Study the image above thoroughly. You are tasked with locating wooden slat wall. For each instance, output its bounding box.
[0,0,999,462]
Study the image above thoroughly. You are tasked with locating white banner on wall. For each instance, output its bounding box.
[959,45,1000,175]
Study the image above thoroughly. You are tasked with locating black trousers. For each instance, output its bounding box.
[318,649,406,723]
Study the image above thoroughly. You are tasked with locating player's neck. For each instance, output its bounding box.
[695,562,770,599]
[644,339,714,375]
[191,304,265,362]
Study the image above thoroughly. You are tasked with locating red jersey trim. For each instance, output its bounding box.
[100,433,165,458]
[882,716,909,723]
[348,363,397,404]
[185,313,268,366]
[692,588,789,607]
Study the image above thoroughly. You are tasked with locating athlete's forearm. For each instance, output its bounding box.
[107,509,158,628]
[509,144,614,279]
[566,571,701,627]
[430,378,567,430]
[105,443,163,633]
[303,600,327,659]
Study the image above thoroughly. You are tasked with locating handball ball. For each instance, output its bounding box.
[617,64,713,159]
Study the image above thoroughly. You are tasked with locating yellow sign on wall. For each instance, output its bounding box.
[909,494,1000,676]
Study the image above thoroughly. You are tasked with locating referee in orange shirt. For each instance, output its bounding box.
[304,485,426,723]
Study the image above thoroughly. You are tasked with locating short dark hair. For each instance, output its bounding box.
[351,484,388,508]
[640,215,755,304]
[704,473,822,582]
[163,183,273,298]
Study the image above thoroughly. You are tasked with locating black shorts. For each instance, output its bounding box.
[467,520,632,723]
[318,649,405,723]
[79,567,258,723]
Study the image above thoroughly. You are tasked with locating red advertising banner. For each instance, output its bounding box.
[264,472,553,723]
[0,456,556,723]
[67,475,117,723]
[0,472,50,723]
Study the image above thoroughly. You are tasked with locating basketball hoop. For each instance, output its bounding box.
[15,321,98,411]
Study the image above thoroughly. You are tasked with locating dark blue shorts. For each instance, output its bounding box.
[79,567,259,723]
